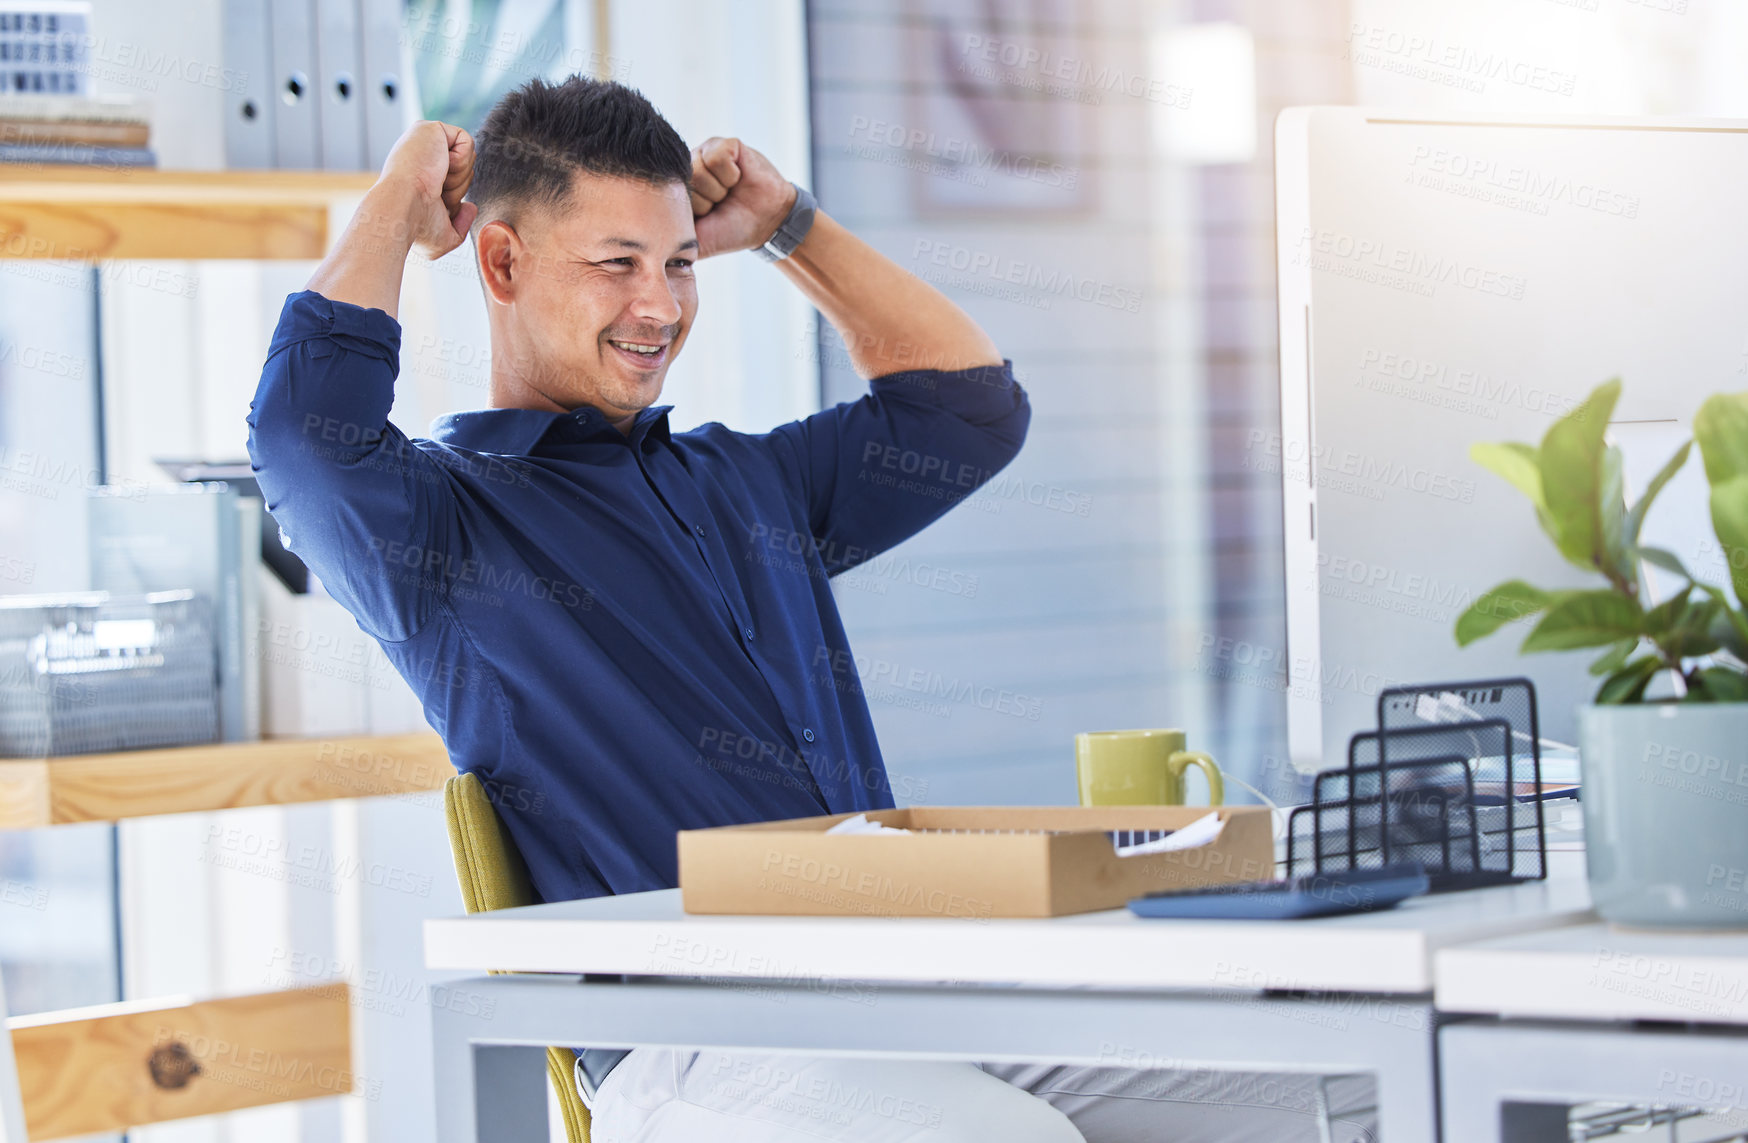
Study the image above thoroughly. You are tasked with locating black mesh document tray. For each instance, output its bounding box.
[1286,678,1546,891]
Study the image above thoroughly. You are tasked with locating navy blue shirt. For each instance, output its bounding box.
[246,291,1029,904]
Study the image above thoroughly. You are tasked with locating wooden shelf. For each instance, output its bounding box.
[0,168,376,260]
[9,985,352,1139]
[0,733,454,828]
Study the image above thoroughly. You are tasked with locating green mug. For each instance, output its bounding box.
[1075,728,1225,807]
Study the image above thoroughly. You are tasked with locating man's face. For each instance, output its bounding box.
[487,171,699,424]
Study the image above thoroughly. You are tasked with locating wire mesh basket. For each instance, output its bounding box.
[1377,679,1547,883]
[0,590,219,757]
[1286,678,1546,891]
[1294,752,1479,873]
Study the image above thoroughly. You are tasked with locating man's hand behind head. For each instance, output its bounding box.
[382,120,480,261]
[689,136,798,259]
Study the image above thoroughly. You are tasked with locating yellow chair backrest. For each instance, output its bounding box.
[443,772,591,1143]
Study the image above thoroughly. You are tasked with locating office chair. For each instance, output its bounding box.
[442,772,591,1143]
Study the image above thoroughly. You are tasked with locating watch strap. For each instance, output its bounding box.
[754,183,817,263]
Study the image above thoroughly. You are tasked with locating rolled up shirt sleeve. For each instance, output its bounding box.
[246,290,462,642]
[759,360,1030,574]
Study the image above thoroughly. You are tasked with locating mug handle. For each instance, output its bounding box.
[1167,751,1225,806]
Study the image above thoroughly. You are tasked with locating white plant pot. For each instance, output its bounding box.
[1579,702,1748,928]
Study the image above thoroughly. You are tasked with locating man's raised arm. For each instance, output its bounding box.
[687,136,1004,378]
[308,121,478,317]
[689,137,1028,572]
[244,122,474,643]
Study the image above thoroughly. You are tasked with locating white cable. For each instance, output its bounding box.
[1421,691,1577,754]
[1222,771,1286,841]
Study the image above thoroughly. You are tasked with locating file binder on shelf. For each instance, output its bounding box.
[221,0,276,168]
[268,0,319,168]
[313,0,362,169]
[358,0,403,171]
[222,0,410,171]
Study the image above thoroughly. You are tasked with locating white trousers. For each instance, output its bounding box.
[579,1049,1379,1143]
[580,1049,1082,1142]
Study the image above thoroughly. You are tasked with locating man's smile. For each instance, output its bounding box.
[606,337,672,370]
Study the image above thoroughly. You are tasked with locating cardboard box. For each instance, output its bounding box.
[678,805,1276,918]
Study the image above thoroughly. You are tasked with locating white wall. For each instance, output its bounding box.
[805,0,1223,806]
[1346,0,1748,116]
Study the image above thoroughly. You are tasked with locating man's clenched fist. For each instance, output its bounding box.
[381,120,478,261]
[689,136,798,259]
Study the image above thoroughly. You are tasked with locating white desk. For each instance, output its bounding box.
[1436,922,1748,1141]
[1438,920,1748,1025]
[422,858,1592,1143]
[425,866,1593,992]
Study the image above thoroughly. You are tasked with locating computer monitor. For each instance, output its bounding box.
[1274,107,1748,771]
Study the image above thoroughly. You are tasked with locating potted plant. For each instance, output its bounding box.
[1455,378,1748,928]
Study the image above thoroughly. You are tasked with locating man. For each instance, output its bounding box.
[248,76,1079,1141]
[249,76,1380,1143]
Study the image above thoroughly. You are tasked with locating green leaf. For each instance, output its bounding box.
[1643,584,1694,633]
[1470,441,1546,508]
[1594,655,1661,704]
[1454,580,1552,646]
[1687,667,1748,704]
[1710,478,1748,610]
[1539,379,1622,575]
[1708,604,1748,661]
[1599,444,1634,586]
[1471,441,1562,543]
[1520,588,1643,653]
[1638,546,1692,578]
[1663,593,1723,661]
[1695,391,1748,483]
[1694,582,1748,658]
[1694,391,1748,610]
[1589,638,1638,677]
[1625,440,1692,547]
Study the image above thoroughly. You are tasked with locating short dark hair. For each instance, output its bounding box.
[469,76,691,222]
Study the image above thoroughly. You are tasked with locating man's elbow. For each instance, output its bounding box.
[244,393,331,513]
[983,367,1031,473]
[246,400,295,470]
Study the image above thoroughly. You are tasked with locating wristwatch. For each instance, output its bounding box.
[753,182,817,263]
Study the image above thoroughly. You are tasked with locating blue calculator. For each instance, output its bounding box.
[1127,863,1430,920]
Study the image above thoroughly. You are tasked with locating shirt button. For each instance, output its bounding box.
[694,524,706,537]
[802,728,815,743]
[743,627,755,641]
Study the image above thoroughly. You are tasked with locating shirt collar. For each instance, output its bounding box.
[429,404,674,455]
[630,404,674,446]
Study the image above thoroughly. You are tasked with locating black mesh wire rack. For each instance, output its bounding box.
[1310,753,1479,871]
[1378,678,1546,884]
[1286,678,1547,891]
